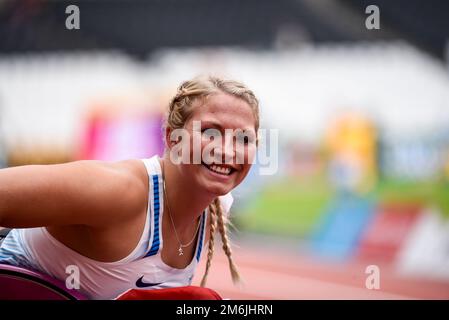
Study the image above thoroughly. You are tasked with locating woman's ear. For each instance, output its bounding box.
[165,127,174,150]
[165,126,180,150]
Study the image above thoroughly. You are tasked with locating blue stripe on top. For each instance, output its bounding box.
[196,211,206,262]
[143,171,207,261]
[145,175,160,257]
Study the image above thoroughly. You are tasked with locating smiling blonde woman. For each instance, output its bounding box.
[0,75,260,300]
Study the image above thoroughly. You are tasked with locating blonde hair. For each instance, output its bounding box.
[164,75,260,286]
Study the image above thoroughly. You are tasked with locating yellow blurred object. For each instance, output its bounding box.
[326,111,377,193]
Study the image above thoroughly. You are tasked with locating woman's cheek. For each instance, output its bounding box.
[235,143,253,165]
[245,144,257,165]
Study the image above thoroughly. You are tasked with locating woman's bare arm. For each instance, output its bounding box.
[0,160,145,229]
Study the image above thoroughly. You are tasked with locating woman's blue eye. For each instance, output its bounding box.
[202,129,221,138]
[236,136,248,144]
[236,134,254,144]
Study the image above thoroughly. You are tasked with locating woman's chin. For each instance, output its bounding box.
[197,179,230,196]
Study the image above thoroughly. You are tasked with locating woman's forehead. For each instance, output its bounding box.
[190,93,256,127]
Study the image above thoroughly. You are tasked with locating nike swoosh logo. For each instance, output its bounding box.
[135,276,163,288]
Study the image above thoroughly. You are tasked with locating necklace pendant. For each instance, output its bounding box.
[178,247,184,256]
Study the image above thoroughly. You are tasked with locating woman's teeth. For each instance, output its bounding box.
[204,163,232,175]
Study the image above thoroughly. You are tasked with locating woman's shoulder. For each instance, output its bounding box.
[114,156,161,181]
[114,159,148,181]
[94,158,150,221]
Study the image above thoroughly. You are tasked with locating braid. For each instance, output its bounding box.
[200,198,242,286]
[200,199,217,287]
[216,198,242,285]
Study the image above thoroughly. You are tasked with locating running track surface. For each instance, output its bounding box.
[192,240,449,300]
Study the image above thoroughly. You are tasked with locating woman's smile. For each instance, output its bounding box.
[201,161,238,182]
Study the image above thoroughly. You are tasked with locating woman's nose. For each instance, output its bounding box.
[215,136,235,163]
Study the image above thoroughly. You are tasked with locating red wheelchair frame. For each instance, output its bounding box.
[0,264,87,300]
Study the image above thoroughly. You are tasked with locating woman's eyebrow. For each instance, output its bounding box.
[201,120,256,133]
[201,120,223,129]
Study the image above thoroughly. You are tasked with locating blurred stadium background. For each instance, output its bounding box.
[1,0,449,299]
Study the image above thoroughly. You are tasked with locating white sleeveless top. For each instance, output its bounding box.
[0,155,233,300]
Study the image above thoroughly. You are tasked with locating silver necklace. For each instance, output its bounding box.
[162,161,201,256]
